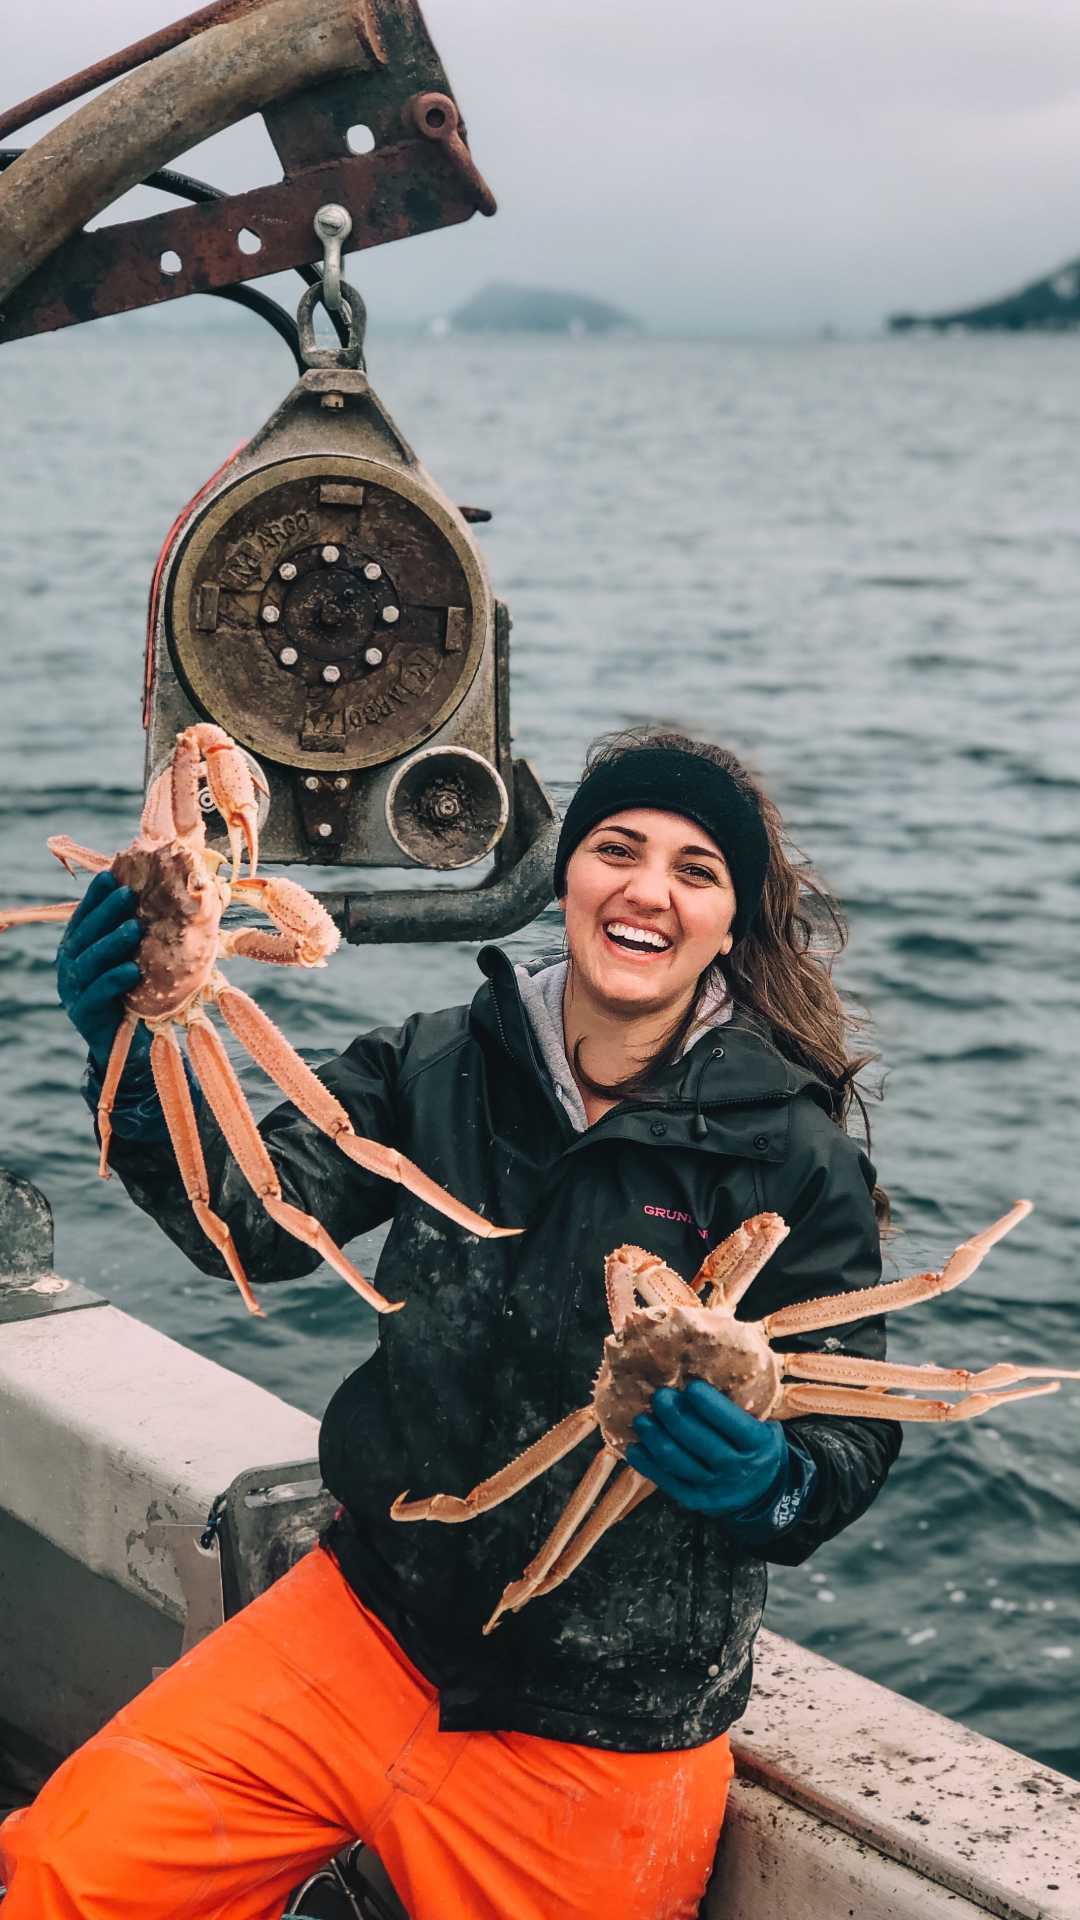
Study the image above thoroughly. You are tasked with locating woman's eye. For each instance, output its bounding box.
[596,842,631,857]
[681,864,718,883]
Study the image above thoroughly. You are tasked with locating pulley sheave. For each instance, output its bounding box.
[168,453,487,773]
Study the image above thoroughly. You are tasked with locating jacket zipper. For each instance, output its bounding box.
[490,981,575,1141]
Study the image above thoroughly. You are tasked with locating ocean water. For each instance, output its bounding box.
[0,322,1077,1776]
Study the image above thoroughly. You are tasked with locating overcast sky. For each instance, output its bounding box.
[9,0,1080,331]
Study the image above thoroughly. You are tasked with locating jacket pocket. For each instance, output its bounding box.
[691,1528,765,1683]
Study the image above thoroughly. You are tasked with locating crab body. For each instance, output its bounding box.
[595,1305,780,1450]
[112,839,226,1022]
[1,723,519,1319]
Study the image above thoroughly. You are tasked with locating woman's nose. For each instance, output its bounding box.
[621,862,671,911]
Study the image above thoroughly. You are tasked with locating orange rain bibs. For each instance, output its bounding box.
[0,1546,734,1920]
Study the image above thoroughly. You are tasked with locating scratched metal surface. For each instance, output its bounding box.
[0,320,1076,1774]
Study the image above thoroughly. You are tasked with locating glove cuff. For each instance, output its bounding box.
[722,1436,817,1544]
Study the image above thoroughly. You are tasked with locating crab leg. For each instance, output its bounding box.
[527,1467,653,1602]
[0,901,79,932]
[96,1011,139,1178]
[780,1353,1080,1394]
[392,1404,599,1524]
[483,1446,624,1634]
[605,1246,701,1327]
[776,1380,1061,1423]
[220,931,325,966]
[149,1028,264,1318]
[691,1213,790,1309]
[619,1477,656,1523]
[211,980,521,1242]
[140,767,177,840]
[491,1464,653,1629]
[184,1012,404,1314]
[169,729,210,847]
[763,1202,1033,1339]
[222,876,340,967]
[47,837,112,877]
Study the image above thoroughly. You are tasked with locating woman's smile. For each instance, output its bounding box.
[602,917,675,957]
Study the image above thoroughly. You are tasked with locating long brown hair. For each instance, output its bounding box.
[565,727,887,1217]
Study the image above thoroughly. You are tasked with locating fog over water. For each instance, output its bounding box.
[0,318,1077,1775]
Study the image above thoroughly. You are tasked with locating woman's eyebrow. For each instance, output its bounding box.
[680,843,727,864]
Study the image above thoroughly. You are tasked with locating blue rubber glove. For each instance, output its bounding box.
[627,1379,815,1538]
[59,869,198,1146]
[57,870,147,1074]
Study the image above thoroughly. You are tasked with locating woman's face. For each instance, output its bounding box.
[561,808,737,1017]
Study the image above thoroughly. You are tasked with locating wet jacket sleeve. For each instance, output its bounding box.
[736,1109,902,1566]
[102,1022,415,1287]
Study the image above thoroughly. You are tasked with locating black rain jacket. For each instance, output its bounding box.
[108,945,901,1752]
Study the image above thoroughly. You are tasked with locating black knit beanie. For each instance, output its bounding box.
[553,746,770,941]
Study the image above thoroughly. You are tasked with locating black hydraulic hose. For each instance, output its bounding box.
[202,281,306,370]
[0,149,351,369]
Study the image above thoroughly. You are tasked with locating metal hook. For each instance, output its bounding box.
[296,277,367,369]
[314,202,352,313]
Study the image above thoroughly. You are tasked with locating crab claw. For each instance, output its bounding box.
[186,725,264,879]
[227,806,260,884]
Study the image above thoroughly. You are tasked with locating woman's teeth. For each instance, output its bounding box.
[605,922,672,953]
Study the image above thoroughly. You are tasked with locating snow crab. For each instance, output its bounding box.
[393,1201,1077,1632]
[0,722,517,1317]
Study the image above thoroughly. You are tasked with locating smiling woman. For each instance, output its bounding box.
[557,728,882,1159]
[0,725,902,1920]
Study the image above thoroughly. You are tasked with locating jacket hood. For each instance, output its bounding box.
[473,943,835,1120]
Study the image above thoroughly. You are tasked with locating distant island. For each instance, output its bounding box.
[444,281,640,336]
[890,257,1080,332]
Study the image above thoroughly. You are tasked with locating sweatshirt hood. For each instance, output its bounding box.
[474,943,836,1124]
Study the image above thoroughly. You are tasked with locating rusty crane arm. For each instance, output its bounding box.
[0,0,495,342]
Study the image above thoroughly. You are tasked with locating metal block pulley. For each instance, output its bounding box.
[146,287,545,890]
[157,436,503,863]
[144,241,556,938]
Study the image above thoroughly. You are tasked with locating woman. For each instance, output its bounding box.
[0,729,901,1920]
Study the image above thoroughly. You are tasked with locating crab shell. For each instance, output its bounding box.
[111,843,227,1021]
[593,1304,783,1454]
